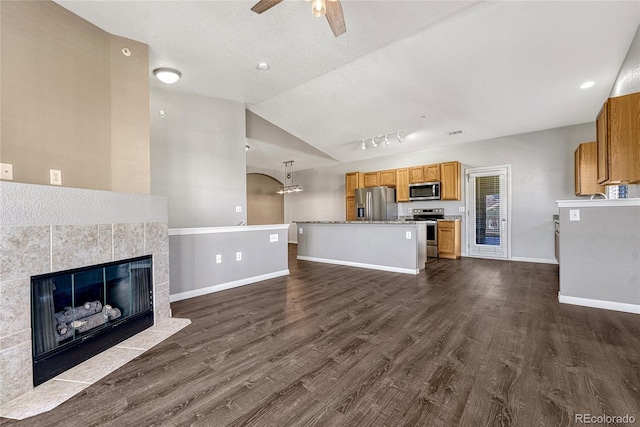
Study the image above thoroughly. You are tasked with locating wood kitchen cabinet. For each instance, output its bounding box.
[424,164,441,182]
[575,142,604,195]
[345,172,364,220]
[440,161,461,200]
[363,172,381,187]
[346,197,356,221]
[396,168,409,202]
[438,220,461,259]
[379,169,397,187]
[409,166,426,183]
[345,172,364,198]
[596,91,640,184]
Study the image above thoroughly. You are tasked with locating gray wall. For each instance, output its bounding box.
[150,87,247,228]
[285,123,595,262]
[169,227,289,299]
[611,24,640,97]
[559,205,640,305]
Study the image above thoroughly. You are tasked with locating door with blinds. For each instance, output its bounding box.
[466,165,511,259]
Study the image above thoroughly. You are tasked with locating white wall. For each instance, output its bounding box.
[151,88,247,228]
[611,24,640,97]
[283,122,595,263]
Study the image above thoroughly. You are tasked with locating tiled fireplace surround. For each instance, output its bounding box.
[0,182,172,406]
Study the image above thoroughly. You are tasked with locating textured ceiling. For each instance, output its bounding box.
[55,0,640,171]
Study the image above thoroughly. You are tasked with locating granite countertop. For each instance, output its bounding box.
[294,220,422,224]
[440,215,463,221]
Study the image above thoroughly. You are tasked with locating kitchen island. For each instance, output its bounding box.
[294,221,426,274]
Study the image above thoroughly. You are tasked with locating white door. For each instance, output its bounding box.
[466,165,511,259]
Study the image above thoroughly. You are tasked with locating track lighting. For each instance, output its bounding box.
[357,131,405,150]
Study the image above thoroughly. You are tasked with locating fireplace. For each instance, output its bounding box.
[31,256,154,386]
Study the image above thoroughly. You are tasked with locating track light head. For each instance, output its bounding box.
[396,131,404,143]
[371,137,378,148]
[361,140,366,150]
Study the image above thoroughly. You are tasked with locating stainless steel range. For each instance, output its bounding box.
[413,208,445,258]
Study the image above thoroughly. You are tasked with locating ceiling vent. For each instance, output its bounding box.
[448,130,463,136]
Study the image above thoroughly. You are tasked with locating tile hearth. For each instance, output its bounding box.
[0,317,190,420]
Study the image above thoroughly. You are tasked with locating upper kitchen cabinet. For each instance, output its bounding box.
[575,142,604,195]
[409,166,425,183]
[379,169,397,187]
[596,92,640,184]
[396,168,409,202]
[440,161,461,200]
[345,172,364,198]
[424,164,441,182]
[363,172,381,187]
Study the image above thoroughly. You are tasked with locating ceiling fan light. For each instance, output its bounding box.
[311,0,326,17]
[153,67,181,84]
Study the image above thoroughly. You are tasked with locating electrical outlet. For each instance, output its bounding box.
[235,206,242,213]
[405,231,412,239]
[50,169,62,185]
[299,228,303,234]
[459,206,465,212]
[236,252,242,261]
[216,254,222,264]
[270,234,278,242]
[569,209,580,221]
[1,163,13,180]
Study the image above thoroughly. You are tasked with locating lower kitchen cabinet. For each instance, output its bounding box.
[438,220,461,259]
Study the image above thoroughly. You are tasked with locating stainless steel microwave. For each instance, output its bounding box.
[409,182,441,201]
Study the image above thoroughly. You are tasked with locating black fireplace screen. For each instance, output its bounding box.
[31,255,153,385]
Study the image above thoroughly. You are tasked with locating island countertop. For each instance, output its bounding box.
[294,221,427,274]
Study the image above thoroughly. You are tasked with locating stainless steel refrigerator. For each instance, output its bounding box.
[355,186,398,221]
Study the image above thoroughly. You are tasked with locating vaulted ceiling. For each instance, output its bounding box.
[56,0,640,170]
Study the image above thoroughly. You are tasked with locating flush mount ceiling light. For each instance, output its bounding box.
[276,161,303,194]
[256,62,270,71]
[153,68,181,84]
[580,81,595,89]
[358,131,405,150]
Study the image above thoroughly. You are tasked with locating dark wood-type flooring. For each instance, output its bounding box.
[4,245,640,426]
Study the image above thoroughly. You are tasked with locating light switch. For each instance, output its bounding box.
[1,163,13,180]
[458,206,465,212]
[236,252,242,261]
[405,231,412,239]
[216,254,222,264]
[569,209,580,221]
[299,228,303,234]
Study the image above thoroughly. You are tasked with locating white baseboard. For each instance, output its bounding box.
[511,256,558,265]
[170,270,290,302]
[558,294,640,314]
[297,255,419,275]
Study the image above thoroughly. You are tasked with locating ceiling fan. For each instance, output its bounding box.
[251,0,346,37]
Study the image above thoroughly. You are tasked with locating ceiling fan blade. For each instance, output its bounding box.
[251,0,284,14]
[326,0,346,37]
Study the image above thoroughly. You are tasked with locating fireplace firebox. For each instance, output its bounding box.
[31,256,154,386]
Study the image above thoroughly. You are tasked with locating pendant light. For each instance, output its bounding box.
[277,161,303,194]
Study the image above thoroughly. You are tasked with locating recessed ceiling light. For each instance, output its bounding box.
[580,81,595,89]
[256,62,270,71]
